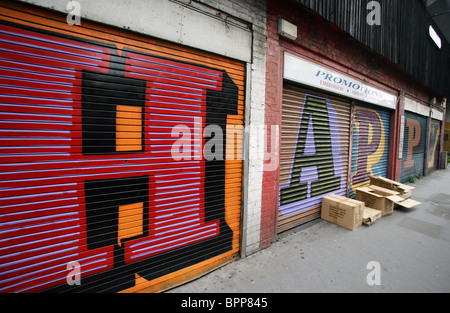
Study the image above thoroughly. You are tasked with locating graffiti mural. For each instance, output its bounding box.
[445,123,450,155]
[0,21,241,292]
[350,105,390,197]
[400,112,427,183]
[279,94,347,216]
[427,120,441,171]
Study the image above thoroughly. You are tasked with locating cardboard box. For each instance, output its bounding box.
[355,185,420,216]
[369,176,415,199]
[366,185,421,209]
[362,207,382,226]
[321,194,364,231]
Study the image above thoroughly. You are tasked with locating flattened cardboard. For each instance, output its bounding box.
[369,176,414,199]
[321,194,364,231]
[394,198,421,208]
[366,185,400,196]
[386,195,421,208]
[386,195,406,203]
[362,207,382,226]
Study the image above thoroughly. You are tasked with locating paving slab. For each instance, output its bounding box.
[168,168,450,293]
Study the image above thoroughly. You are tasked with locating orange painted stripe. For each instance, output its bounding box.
[120,252,237,293]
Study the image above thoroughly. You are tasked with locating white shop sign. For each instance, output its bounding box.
[284,53,397,110]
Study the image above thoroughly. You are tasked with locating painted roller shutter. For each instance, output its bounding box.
[278,84,351,233]
[350,102,391,198]
[445,123,450,154]
[0,2,244,293]
[401,111,428,183]
[427,119,441,174]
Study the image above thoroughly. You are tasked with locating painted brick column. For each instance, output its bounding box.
[259,6,283,248]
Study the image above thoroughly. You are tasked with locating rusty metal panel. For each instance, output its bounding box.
[278,84,351,233]
[427,119,441,173]
[400,111,428,183]
[350,103,391,198]
[0,2,244,293]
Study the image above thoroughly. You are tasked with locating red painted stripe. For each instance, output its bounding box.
[124,222,218,263]
[0,121,72,131]
[0,138,76,147]
[0,68,75,85]
[0,160,203,180]
[0,238,80,267]
[125,65,221,91]
[0,200,81,222]
[0,23,110,55]
[126,56,219,82]
[0,41,108,70]
[0,94,75,107]
[0,58,76,77]
[126,52,220,75]
[0,29,109,61]
[0,103,74,117]
[0,77,76,93]
[0,50,108,75]
[0,249,114,292]
[0,219,80,241]
[0,86,73,100]
[147,87,204,100]
[0,166,202,189]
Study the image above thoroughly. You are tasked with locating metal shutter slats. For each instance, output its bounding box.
[427,119,441,173]
[278,84,351,233]
[400,111,428,184]
[350,103,391,198]
[0,4,244,293]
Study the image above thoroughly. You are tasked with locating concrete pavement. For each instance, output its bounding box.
[167,167,450,293]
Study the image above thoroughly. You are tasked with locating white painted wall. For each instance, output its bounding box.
[404,97,430,117]
[18,0,253,62]
[201,0,267,256]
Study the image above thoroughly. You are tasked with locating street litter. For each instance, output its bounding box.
[321,177,421,230]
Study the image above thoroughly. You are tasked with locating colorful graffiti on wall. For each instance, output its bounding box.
[445,123,450,156]
[401,112,427,183]
[350,105,390,197]
[0,21,240,292]
[427,120,441,171]
[279,94,346,216]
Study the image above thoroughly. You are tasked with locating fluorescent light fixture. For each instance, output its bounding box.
[429,25,442,49]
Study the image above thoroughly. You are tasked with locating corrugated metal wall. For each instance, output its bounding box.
[296,0,450,99]
[401,111,428,183]
[427,119,441,173]
[0,2,244,293]
[350,103,391,198]
[278,84,350,232]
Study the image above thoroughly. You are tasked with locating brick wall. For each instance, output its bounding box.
[260,11,282,248]
[260,0,439,244]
